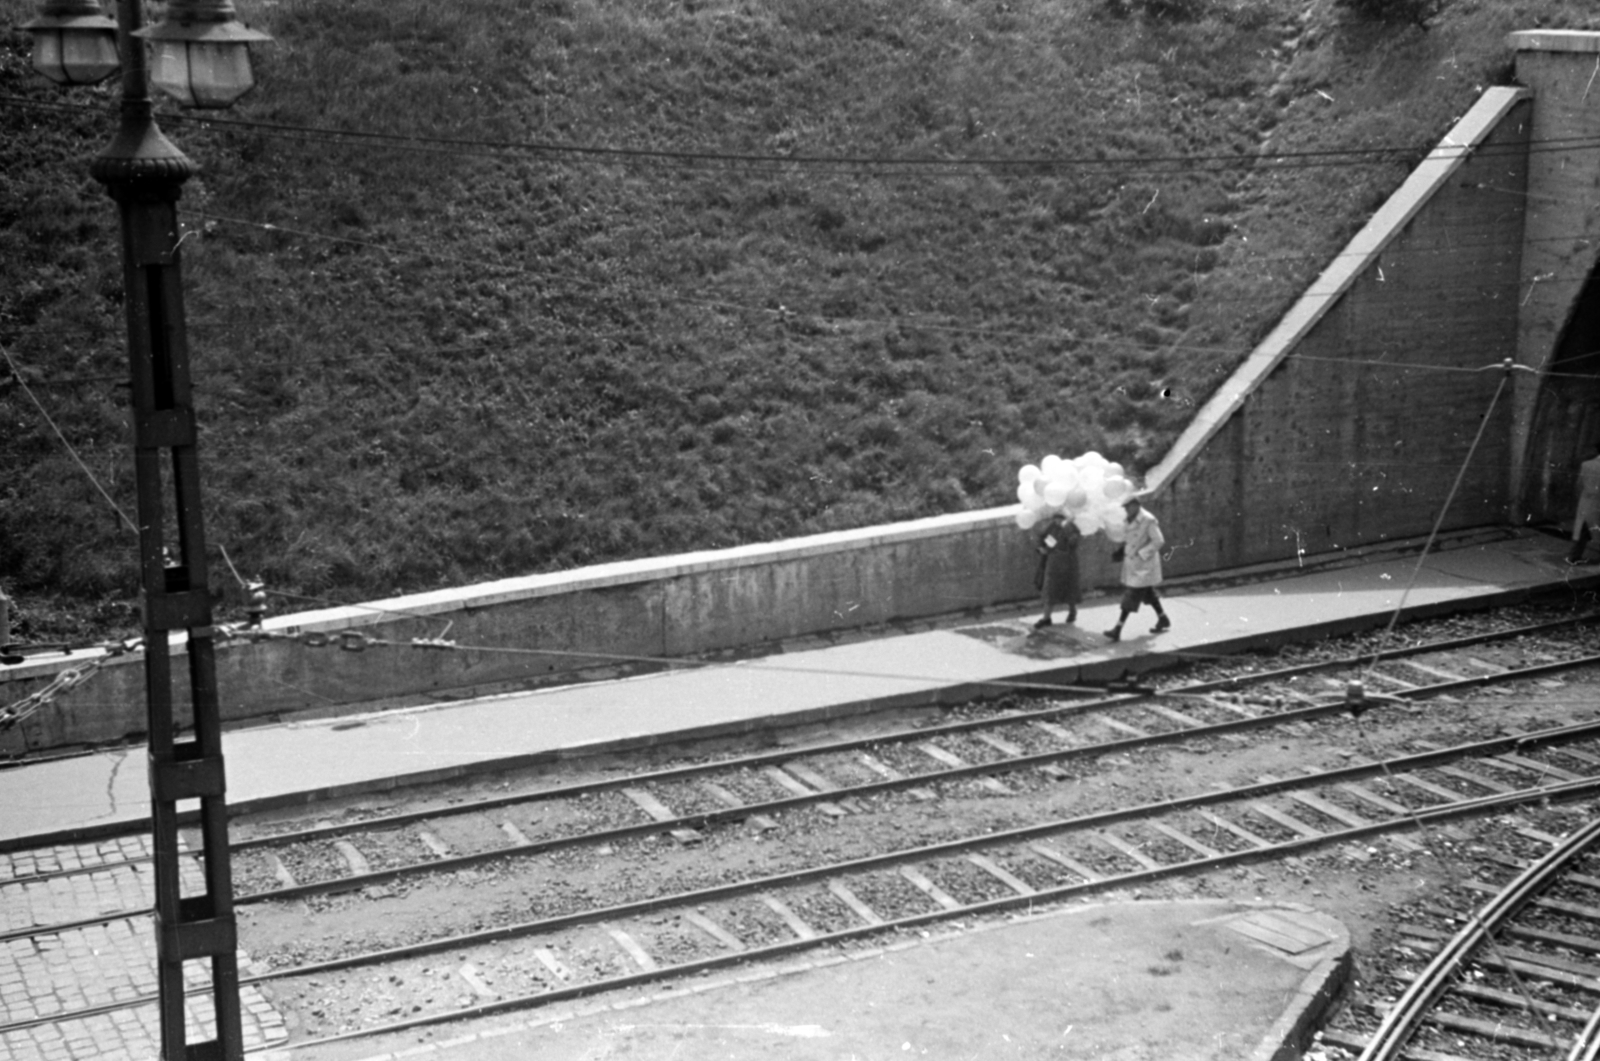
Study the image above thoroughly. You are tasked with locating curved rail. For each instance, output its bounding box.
[1357,815,1600,1061]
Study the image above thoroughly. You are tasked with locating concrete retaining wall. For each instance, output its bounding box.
[3,508,1110,754]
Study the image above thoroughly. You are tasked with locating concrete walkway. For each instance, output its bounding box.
[1,527,1591,849]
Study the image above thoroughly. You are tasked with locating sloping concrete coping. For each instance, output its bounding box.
[1509,29,1600,52]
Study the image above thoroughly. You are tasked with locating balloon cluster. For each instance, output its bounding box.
[1014,452,1134,541]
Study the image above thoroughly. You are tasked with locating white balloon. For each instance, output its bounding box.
[1103,475,1130,501]
[1040,454,1063,476]
[1072,510,1101,536]
[1063,485,1089,511]
[1042,480,1070,507]
[1105,462,1125,480]
[1016,507,1040,530]
[1077,467,1105,502]
[1018,464,1042,485]
[1104,511,1129,543]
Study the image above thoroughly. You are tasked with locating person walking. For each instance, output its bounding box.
[1105,495,1169,642]
[1568,443,1600,564]
[1032,511,1081,629]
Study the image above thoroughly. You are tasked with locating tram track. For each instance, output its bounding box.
[1318,812,1600,1060]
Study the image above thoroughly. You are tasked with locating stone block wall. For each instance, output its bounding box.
[1148,89,1532,572]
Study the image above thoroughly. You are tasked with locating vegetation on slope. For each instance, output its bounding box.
[1,0,1596,643]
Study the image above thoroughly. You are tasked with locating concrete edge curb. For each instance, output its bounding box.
[1249,945,1356,1061]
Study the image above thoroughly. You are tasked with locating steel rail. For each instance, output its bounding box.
[6,610,1592,883]
[10,644,1600,935]
[210,645,1600,901]
[274,776,1600,1053]
[1355,815,1600,1061]
[1568,1007,1600,1061]
[223,608,1596,850]
[10,733,1600,1042]
[229,716,1600,982]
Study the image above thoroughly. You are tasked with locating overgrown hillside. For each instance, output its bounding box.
[1,0,1595,643]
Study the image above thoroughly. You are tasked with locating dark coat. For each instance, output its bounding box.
[1033,517,1082,606]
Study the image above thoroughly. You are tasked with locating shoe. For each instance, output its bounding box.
[1033,616,1053,629]
[1152,616,1171,633]
[1066,608,1077,624]
[1104,626,1121,642]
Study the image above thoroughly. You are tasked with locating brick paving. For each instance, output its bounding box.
[0,839,287,1060]
[1,843,206,933]
[0,837,152,882]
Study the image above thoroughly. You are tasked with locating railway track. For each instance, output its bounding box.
[258,721,1600,1049]
[8,610,1596,912]
[1,607,1596,1054]
[1317,814,1600,1061]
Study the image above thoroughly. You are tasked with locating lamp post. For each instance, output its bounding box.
[21,1,269,1058]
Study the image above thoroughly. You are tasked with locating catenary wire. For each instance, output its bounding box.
[0,342,137,536]
[7,90,1600,177]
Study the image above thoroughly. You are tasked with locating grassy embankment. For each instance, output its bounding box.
[1,0,1591,643]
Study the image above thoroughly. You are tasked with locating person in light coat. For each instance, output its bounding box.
[1568,443,1600,564]
[1105,496,1170,642]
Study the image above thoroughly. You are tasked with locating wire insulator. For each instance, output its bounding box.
[1346,679,1369,719]
[245,580,267,629]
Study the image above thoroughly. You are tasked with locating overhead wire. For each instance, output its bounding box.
[1361,359,1520,686]
[9,102,1600,380]
[7,89,1600,178]
[0,341,137,536]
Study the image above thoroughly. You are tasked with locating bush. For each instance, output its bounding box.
[1335,0,1445,27]
[1101,0,1211,19]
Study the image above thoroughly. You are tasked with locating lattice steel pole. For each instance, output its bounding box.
[91,0,243,1055]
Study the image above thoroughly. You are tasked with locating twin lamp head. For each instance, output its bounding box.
[23,0,271,109]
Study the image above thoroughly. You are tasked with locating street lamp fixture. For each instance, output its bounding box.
[21,0,118,86]
[23,0,269,107]
[22,0,271,1058]
[137,0,271,109]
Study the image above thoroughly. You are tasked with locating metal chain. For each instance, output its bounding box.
[0,638,141,731]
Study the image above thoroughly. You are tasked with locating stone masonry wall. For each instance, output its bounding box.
[1151,93,1531,572]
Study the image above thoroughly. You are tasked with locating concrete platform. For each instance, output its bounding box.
[0,527,1592,850]
[296,900,1351,1061]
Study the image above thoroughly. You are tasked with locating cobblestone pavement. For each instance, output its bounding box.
[0,838,288,1060]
